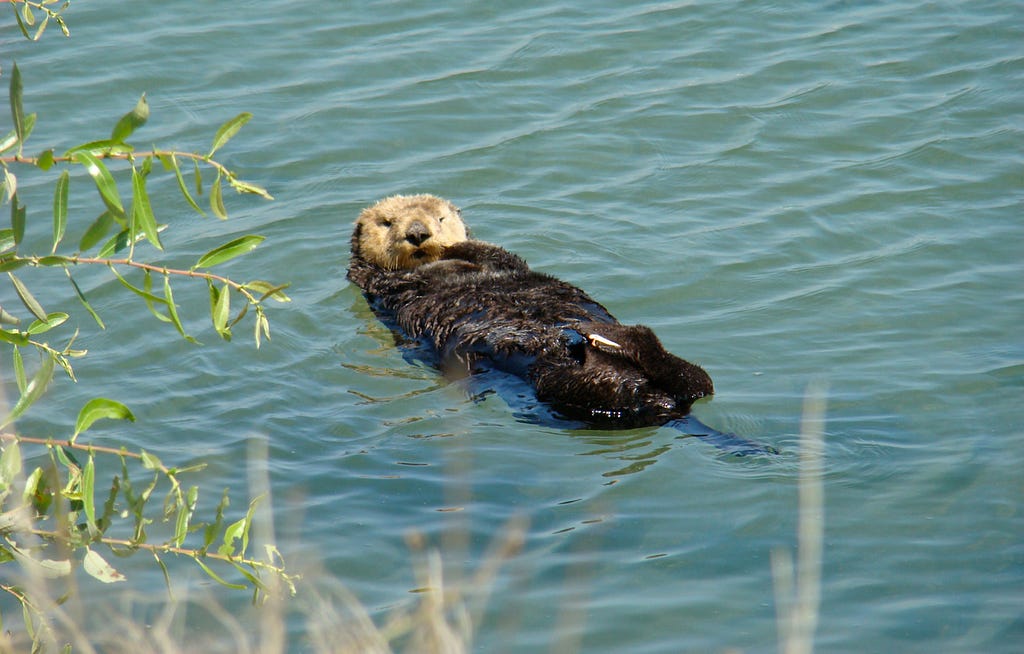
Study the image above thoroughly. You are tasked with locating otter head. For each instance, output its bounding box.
[351,194,468,270]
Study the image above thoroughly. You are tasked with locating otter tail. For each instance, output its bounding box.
[668,416,779,457]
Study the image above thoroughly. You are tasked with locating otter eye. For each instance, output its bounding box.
[379,219,392,228]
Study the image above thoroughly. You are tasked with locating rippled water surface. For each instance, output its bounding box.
[3,1,1022,652]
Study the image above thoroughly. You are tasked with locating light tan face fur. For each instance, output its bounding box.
[354,194,468,270]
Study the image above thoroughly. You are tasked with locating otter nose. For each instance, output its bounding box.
[405,221,431,246]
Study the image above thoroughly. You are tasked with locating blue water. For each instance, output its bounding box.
[2,1,1022,652]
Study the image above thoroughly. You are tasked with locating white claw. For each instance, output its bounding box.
[588,333,622,349]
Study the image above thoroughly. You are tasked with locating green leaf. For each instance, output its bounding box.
[202,488,230,551]
[64,140,133,157]
[194,557,247,590]
[140,450,163,471]
[0,253,28,273]
[111,93,149,143]
[10,194,25,245]
[26,311,69,335]
[0,329,29,346]
[82,454,96,530]
[2,168,16,204]
[163,275,198,343]
[7,272,47,321]
[172,485,196,547]
[193,159,203,196]
[194,234,264,269]
[9,63,25,155]
[73,151,126,220]
[0,128,17,154]
[13,346,26,394]
[0,228,14,254]
[161,154,205,217]
[79,211,116,252]
[142,269,172,323]
[73,398,136,439]
[0,439,22,492]
[66,269,105,329]
[36,148,55,171]
[208,112,252,157]
[210,174,228,219]
[108,266,167,306]
[242,280,292,303]
[2,353,54,429]
[96,229,128,258]
[212,282,231,340]
[228,178,274,201]
[52,170,69,253]
[130,162,162,250]
[83,548,126,583]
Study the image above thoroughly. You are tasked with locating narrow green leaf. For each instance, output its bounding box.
[193,159,203,196]
[0,303,20,325]
[79,211,115,252]
[242,280,292,303]
[27,311,69,335]
[32,14,50,42]
[163,275,198,343]
[0,329,30,346]
[212,283,231,339]
[12,1,31,38]
[66,269,105,329]
[0,228,14,254]
[194,557,247,590]
[202,488,231,551]
[1,352,54,429]
[7,272,47,321]
[82,455,96,530]
[73,151,126,220]
[163,154,205,216]
[194,234,264,269]
[10,194,25,245]
[210,174,228,219]
[52,170,69,253]
[2,168,16,204]
[73,398,136,439]
[22,465,45,512]
[173,485,198,547]
[9,63,25,155]
[255,309,270,349]
[108,266,167,305]
[83,548,126,583]
[228,178,274,201]
[219,517,246,558]
[21,3,35,27]
[64,140,132,157]
[0,254,28,273]
[35,255,71,267]
[0,439,22,491]
[111,93,149,143]
[0,129,17,154]
[153,553,173,597]
[96,229,130,258]
[208,112,252,157]
[140,450,163,471]
[142,269,171,323]
[130,162,162,250]
[13,346,26,394]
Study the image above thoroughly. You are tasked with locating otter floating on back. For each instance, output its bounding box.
[348,194,775,454]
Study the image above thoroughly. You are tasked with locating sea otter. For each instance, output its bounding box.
[348,194,775,453]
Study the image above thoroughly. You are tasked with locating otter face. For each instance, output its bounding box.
[352,194,468,270]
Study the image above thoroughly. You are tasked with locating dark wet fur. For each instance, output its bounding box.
[349,240,776,455]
